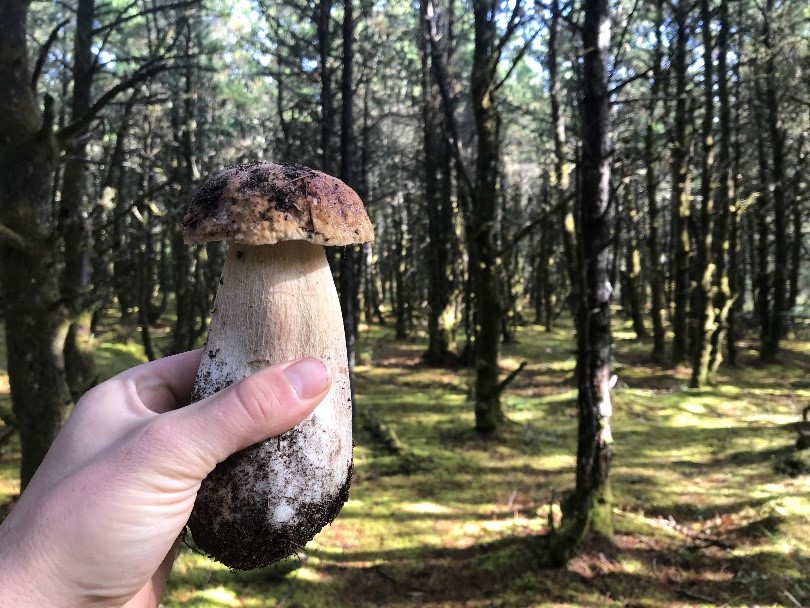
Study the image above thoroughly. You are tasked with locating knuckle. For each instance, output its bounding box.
[232,374,283,428]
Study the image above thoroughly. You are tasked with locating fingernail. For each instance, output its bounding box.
[283,358,330,399]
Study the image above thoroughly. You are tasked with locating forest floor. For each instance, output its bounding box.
[1,319,809,607]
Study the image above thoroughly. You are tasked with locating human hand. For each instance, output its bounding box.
[0,350,330,608]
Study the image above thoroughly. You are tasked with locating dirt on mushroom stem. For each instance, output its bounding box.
[187,240,353,570]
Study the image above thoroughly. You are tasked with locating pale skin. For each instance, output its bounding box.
[0,350,331,608]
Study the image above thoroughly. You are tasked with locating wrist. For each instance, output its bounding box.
[0,550,60,608]
[0,512,71,608]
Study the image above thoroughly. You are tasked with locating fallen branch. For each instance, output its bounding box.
[613,509,735,550]
[677,588,714,603]
[783,590,804,608]
[358,411,408,456]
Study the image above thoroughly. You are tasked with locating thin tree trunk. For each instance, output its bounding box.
[645,0,666,362]
[690,0,716,388]
[549,0,578,317]
[752,75,773,359]
[61,0,97,400]
[170,34,200,354]
[421,0,454,364]
[762,0,787,359]
[317,0,334,174]
[470,0,504,434]
[624,191,647,340]
[727,32,744,367]
[708,0,734,379]
[670,1,692,366]
[339,0,360,399]
[788,140,805,311]
[551,0,613,564]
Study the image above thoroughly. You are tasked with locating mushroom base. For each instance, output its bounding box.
[188,456,352,570]
[186,240,353,570]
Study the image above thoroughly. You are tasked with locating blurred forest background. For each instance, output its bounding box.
[1,0,809,606]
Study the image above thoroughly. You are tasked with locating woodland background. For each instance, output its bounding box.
[0,0,809,606]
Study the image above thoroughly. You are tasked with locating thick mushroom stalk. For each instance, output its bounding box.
[180,162,373,570]
[188,240,351,569]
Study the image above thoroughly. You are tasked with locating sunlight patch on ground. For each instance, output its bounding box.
[195,586,240,606]
[401,501,454,515]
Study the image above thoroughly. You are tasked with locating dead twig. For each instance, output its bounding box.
[677,588,715,603]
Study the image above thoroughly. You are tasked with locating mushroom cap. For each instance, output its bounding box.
[182,162,374,246]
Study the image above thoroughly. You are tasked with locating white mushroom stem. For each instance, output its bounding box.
[191,239,351,528]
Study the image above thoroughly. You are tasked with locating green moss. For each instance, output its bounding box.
[2,318,810,606]
[95,340,149,380]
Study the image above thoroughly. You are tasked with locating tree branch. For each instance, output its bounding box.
[91,0,198,36]
[0,224,31,253]
[494,25,543,93]
[57,63,167,145]
[495,0,525,58]
[495,200,565,258]
[537,0,581,33]
[32,18,70,93]
[609,0,642,82]
[424,0,475,205]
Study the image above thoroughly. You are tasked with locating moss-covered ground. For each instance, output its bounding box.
[1,320,808,607]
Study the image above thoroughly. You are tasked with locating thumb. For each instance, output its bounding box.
[151,358,331,477]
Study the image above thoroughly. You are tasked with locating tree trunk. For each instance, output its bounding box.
[61,0,98,401]
[762,0,787,358]
[470,0,504,434]
[551,0,613,564]
[0,0,72,489]
[317,0,335,175]
[670,1,692,366]
[421,0,455,364]
[788,140,805,312]
[708,0,734,379]
[393,197,409,340]
[753,78,773,360]
[549,0,578,318]
[690,0,716,388]
[624,191,647,340]
[645,0,666,362]
[339,0,360,397]
[170,39,200,354]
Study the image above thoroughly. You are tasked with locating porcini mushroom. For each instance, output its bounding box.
[181,162,373,570]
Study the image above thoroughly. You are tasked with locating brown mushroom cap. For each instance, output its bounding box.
[182,162,374,246]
